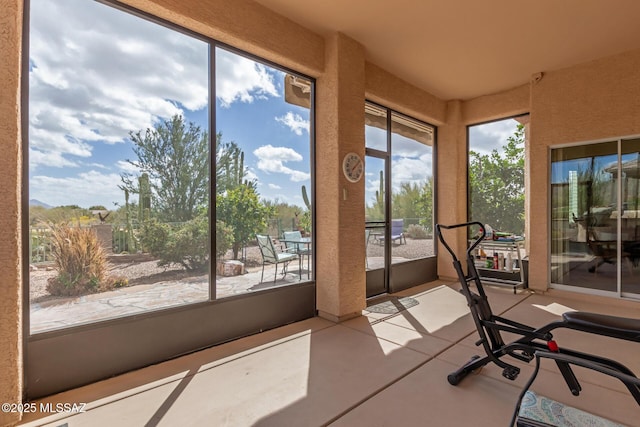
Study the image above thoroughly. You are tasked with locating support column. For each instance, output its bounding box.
[520,116,532,258]
[0,0,24,425]
[436,100,467,279]
[315,33,366,322]
[527,125,548,292]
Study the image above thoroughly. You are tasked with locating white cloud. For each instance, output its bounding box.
[254,145,303,162]
[392,157,432,187]
[88,162,109,170]
[116,160,140,174]
[268,183,282,189]
[275,112,309,135]
[253,144,310,182]
[28,0,208,164]
[30,170,125,208]
[30,148,78,169]
[216,48,279,108]
[469,118,521,156]
[245,169,259,183]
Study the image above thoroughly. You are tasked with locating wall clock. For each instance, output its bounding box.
[342,152,364,183]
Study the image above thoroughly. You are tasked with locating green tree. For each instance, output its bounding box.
[366,170,385,221]
[88,205,107,211]
[216,185,274,259]
[469,123,525,235]
[392,182,420,220]
[415,177,434,232]
[120,114,209,222]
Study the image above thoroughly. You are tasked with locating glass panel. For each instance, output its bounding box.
[28,0,210,333]
[468,118,525,236]
[390,112,435,265]
[365,156,387,273]
[621,138,640,295]
[550,141,618,292]
[215,47,313,293]
[365,103,388,151]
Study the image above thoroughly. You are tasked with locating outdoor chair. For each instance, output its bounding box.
[282,230,309,254]
[375,219,406,245]
[256,234,298,283]
[282,230,311,278]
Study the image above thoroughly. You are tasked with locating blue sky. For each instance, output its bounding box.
[28,0,310,209]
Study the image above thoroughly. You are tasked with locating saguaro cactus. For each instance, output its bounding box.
[138,173,151,222]
[301,185,311,209]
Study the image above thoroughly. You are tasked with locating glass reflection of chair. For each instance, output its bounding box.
[586,229,633,274]
[282,230,311,279]
[256,234,298,283]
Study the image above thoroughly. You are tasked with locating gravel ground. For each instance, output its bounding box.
[29,260,190,303]
[29,238,435,302]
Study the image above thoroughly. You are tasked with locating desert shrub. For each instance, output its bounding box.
[406,224,429,239]
[161,215,210,271]
[46,224,107,296]
[46,224,130,297]
[140,214,210,271]
[216,220,234,260]
[216,185,274,259]
[139,217,170,254]
[298,210,311,236]
[104,275,129,289]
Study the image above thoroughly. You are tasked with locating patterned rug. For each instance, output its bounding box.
[366,296,419,314]
[517,390,623,427]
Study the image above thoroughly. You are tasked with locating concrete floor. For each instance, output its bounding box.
[19,281,640,426]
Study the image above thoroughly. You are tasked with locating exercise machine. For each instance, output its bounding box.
[436,221,640,404]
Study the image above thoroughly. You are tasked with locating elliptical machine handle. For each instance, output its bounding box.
[436,221,486,262]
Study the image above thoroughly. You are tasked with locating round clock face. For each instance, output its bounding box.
[343,152,364,183]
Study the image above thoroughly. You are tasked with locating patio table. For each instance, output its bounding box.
[280,237,311,279]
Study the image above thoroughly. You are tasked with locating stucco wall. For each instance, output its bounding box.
[0,0,23,425]
[315,33,367,320]
[528,47,640,290]
[463,84,529,125]
[365,61,447,126]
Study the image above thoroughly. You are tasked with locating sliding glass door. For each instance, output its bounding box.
[364,102,437,297]
[550,139,640,298]
[620,139,640,297]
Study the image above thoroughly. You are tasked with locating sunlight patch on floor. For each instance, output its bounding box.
[532,302,577,316]
[411,285,470,333]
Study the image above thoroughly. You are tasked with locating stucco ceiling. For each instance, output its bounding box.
[254,0,640,100]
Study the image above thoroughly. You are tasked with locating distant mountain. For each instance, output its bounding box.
[29,199,52,208]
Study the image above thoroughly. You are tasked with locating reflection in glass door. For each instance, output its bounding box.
[551,139,640,297]
[621,138,640,297]
[551,142,618,293]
